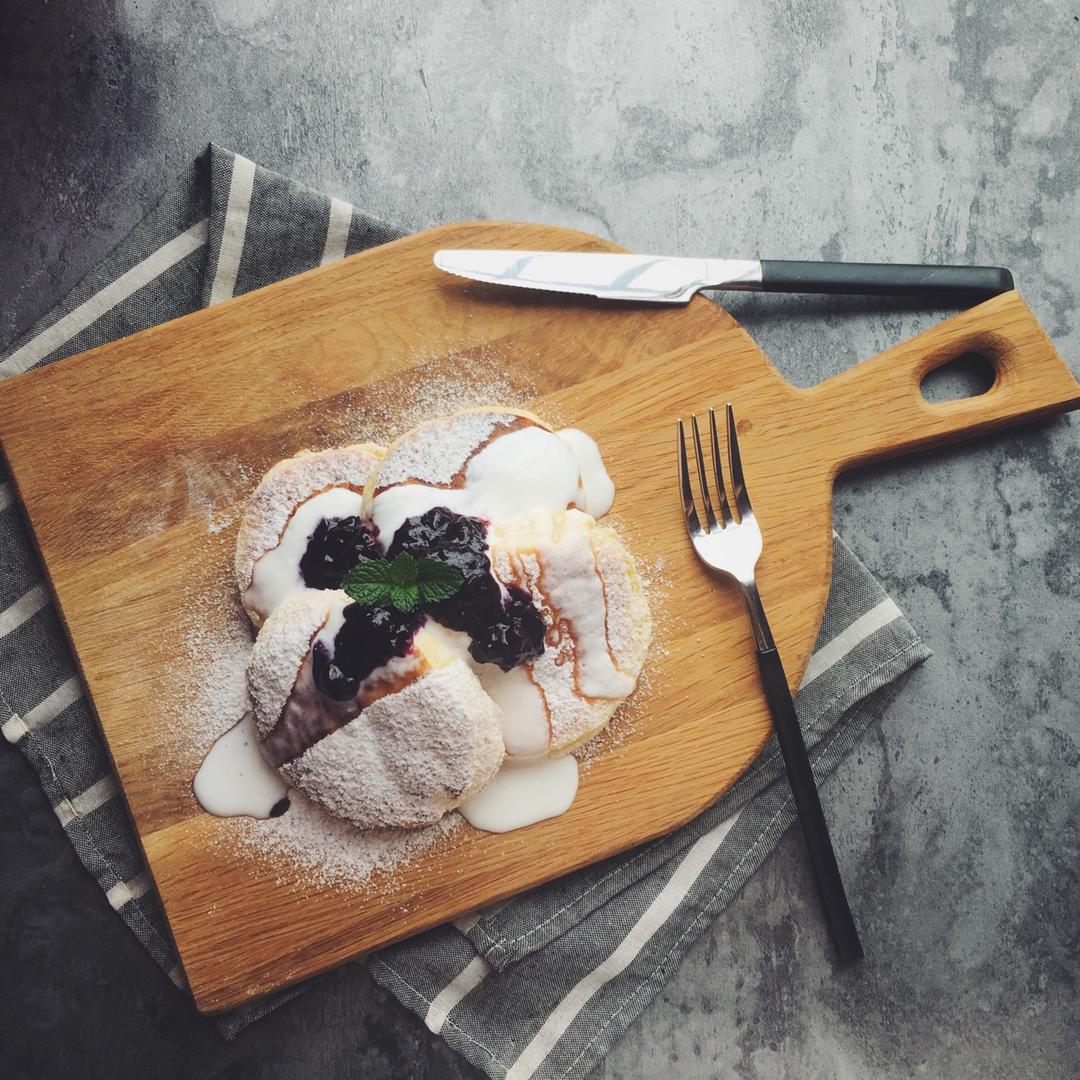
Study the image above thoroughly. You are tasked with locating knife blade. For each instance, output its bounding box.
[433,249,1014,304]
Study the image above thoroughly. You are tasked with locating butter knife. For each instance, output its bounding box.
[434,249,1014,304]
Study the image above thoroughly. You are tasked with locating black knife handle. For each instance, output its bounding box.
[759,259,1013,300]
[756,646,864,966]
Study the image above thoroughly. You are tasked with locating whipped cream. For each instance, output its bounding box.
[557,428,615,517]
[246,487,364,618]
[371,426,613,545]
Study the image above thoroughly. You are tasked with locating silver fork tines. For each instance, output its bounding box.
[677,404,765,642]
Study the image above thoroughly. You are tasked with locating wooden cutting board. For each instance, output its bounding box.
[0,221,1076,1014]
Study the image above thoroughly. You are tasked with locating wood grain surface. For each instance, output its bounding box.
[0,221,1075,1013]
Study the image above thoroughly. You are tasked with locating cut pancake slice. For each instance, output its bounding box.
[248,589,504,830]
[363,407,615,546]
[485,509,651,758]
[285,660,504,830]
[234,442,384,626]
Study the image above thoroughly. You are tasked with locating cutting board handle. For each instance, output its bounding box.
[810,290,1080,476]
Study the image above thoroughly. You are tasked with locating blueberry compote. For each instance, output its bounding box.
[467,587,546,670]
[300,515,380,591]
[387,507,545,671]
[312,603,423,700]
[310,507,546,708]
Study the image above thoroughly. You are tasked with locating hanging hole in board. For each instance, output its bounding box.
[920,352,996,404]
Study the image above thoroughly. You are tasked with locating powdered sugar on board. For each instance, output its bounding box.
[224,790,464,892]
[340,347,543,448]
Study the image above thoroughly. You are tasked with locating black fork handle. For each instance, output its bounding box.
[756,646,864,966]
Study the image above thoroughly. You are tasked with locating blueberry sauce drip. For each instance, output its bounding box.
[468,584,546,671]
[309,507,547,705]
[312,602,424,700]
[300,515,380,591]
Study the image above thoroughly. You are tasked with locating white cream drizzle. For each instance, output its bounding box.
[493,509,633,706]
[246,487,365,618]
[535,510,633,698]
[459,755,579,833]
[476,664,550,758]
[193,712,289,818]
[558,428,615,517]
[370,427,613,546]
[313,596,349,655]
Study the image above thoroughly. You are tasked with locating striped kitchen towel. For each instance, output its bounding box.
[1,145,929,1078]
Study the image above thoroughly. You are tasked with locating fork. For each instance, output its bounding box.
[677,404,863,965]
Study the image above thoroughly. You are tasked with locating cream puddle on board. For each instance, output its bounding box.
[192,712,289,819]
[459,755,579,833]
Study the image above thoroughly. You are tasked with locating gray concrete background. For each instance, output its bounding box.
[1,1,1078,1077]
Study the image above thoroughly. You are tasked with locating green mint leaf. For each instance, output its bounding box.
[387,551,418,588]
[388,583,420,613]
[416,556,464,605]
[343,581,393,605]
[341,559,393,605]
[343,559,393,586]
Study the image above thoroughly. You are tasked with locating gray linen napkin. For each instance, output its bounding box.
[0,145,929,1078]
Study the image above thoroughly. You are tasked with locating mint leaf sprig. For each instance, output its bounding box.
[341,551,463,614]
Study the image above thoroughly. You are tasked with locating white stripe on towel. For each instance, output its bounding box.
[0,482,12,512]
[504,810,741,1080]
[452,913,482,934]
[1,715,27,743]
[0,583,49,638]
[320,197,353,265]
[1,676,83,743]
[53,774,119,827]
[106,871,152,911]
[0,219,209,376]
[800,598,902,688]
[24,676,83,732]
[208,155,257,305]
[425,955,492,1035]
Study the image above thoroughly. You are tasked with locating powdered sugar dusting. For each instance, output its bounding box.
[180,451,257,538]
[375,411,515,489]
[224,791,464,892]
[578,545,672,769]
[593,527,652,679]
[339,348,541,448]
[283,661,504,830]
[246,590,334,740]
[173,550,254,750]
